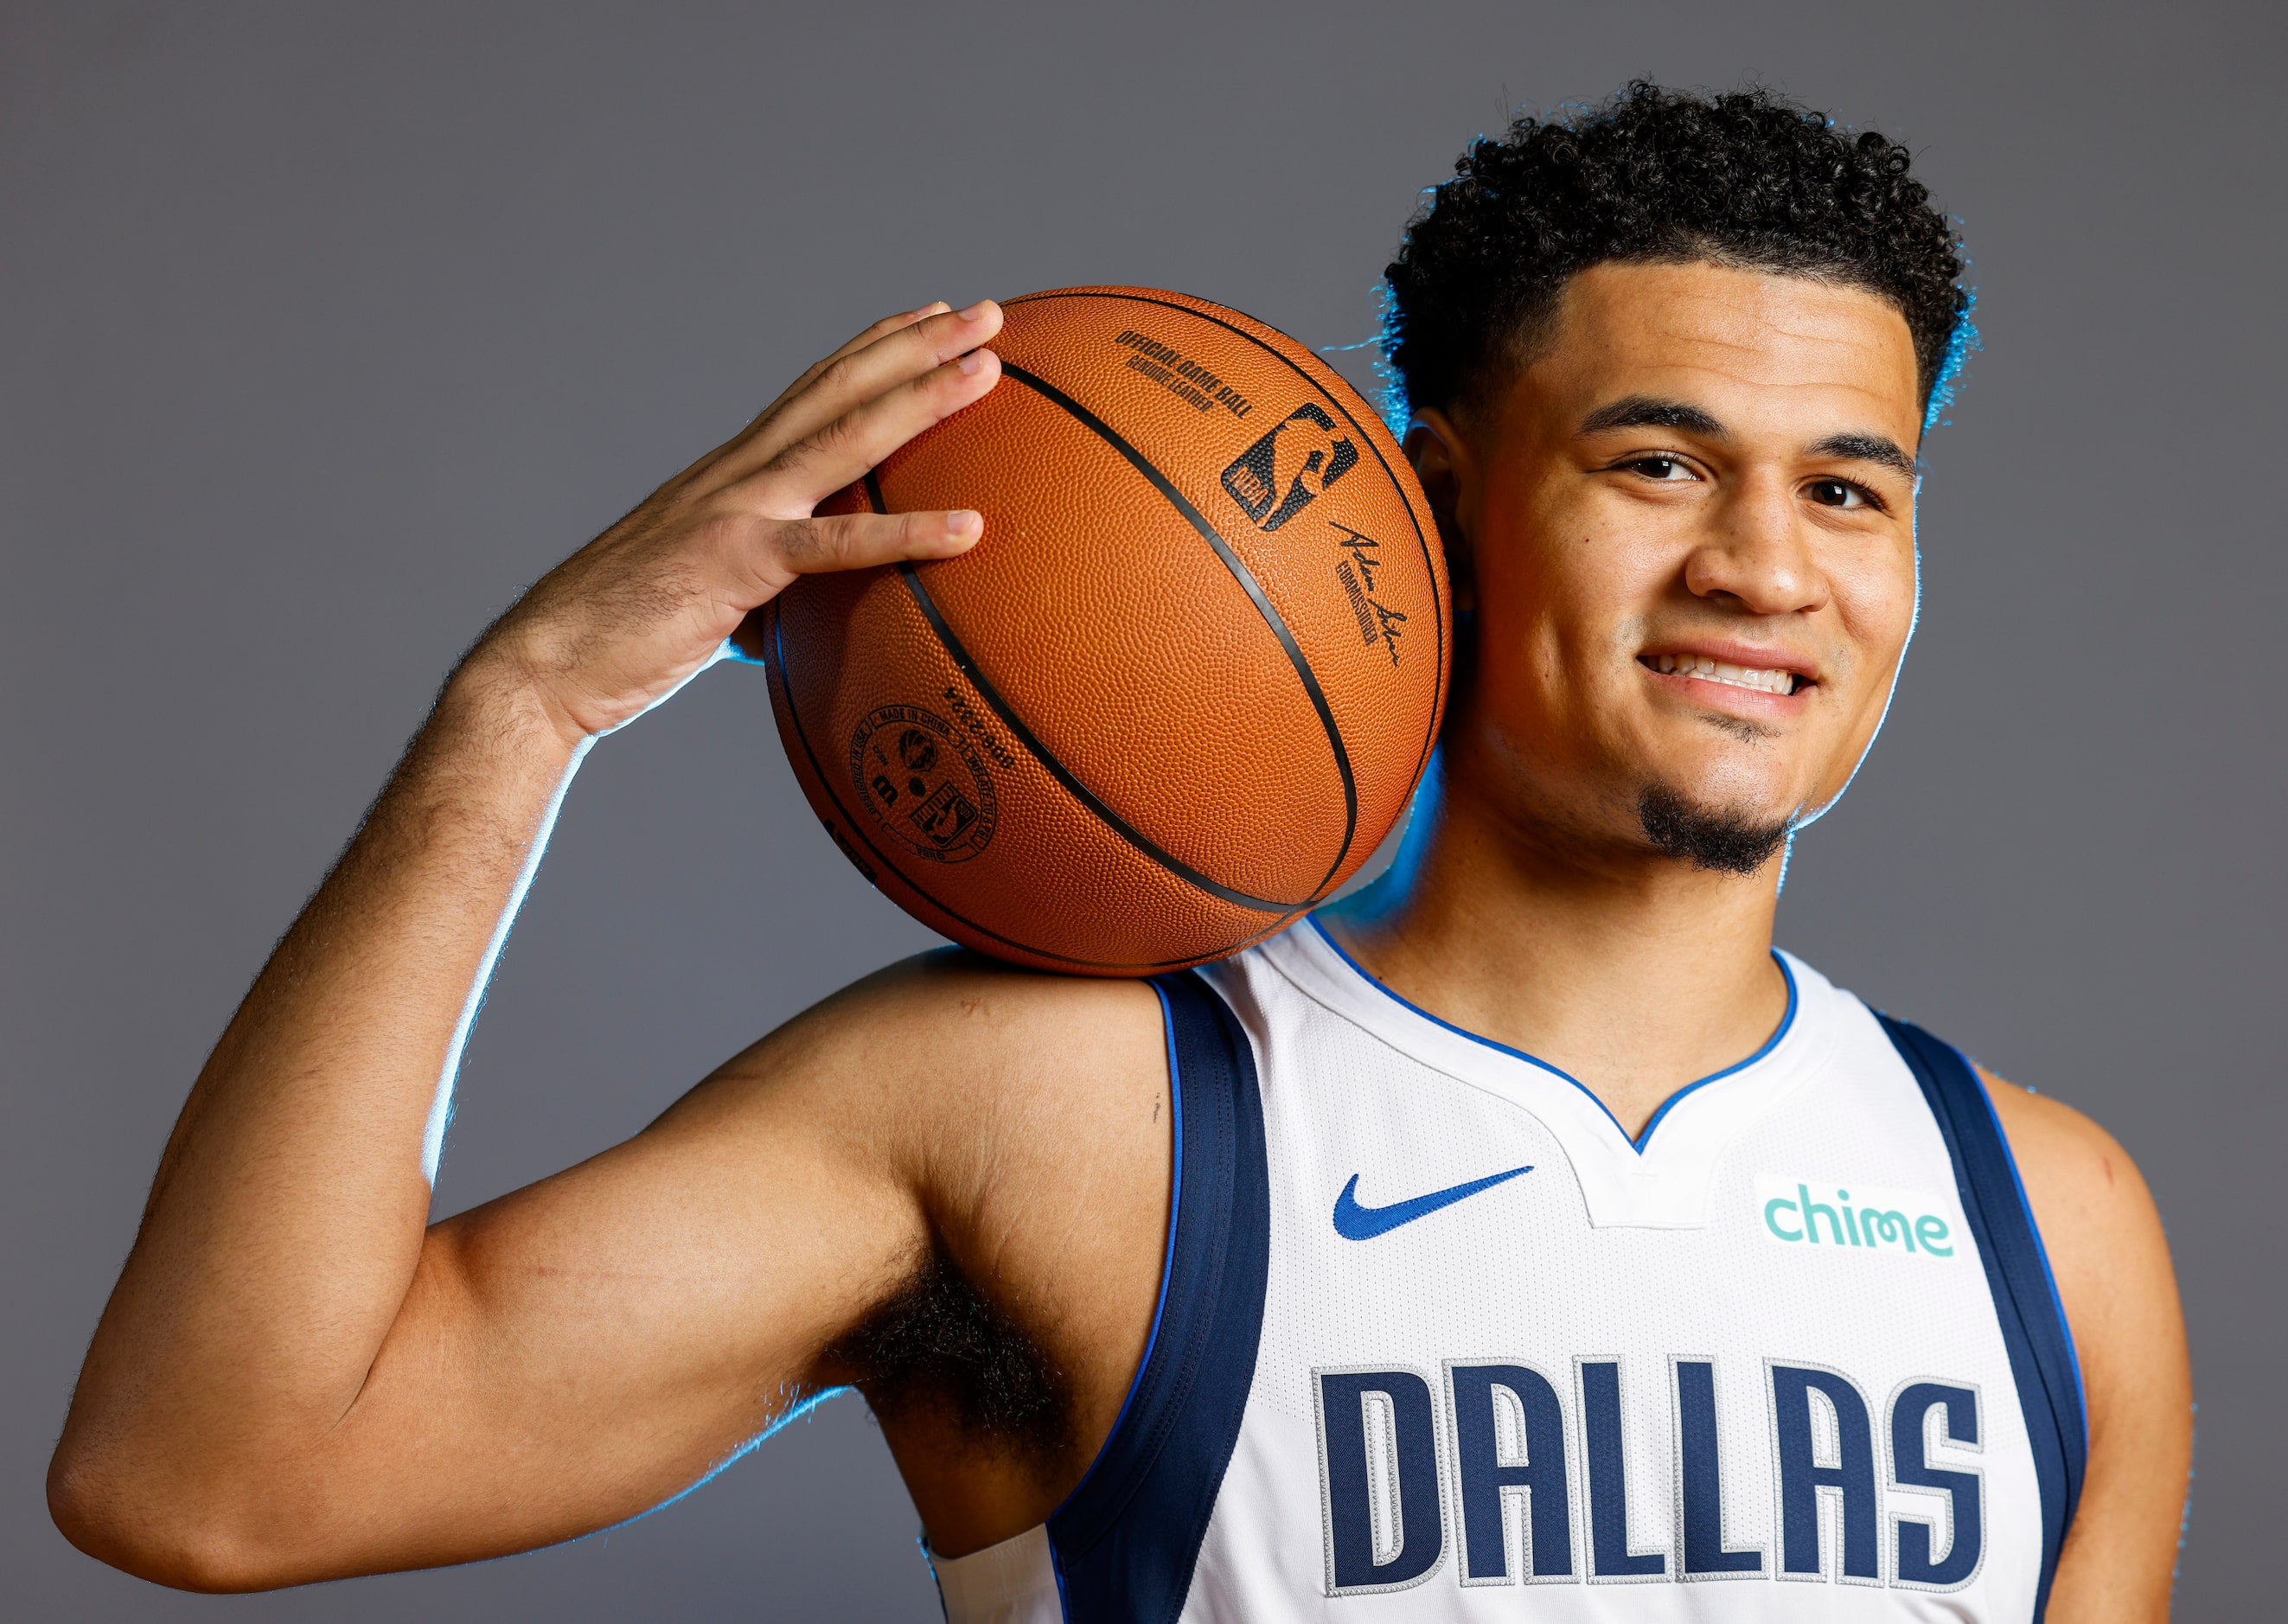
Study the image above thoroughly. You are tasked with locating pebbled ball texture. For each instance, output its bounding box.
[758,286,1449,974]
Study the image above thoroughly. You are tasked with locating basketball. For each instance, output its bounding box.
[757,286,1449,974]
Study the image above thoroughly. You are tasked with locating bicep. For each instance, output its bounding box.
[1984,1070,2191,1621]
[276,1020,928,1581]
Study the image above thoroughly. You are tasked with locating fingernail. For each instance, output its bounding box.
[948,510,981,535]
[911,300,949,317]
[958,299,994,322]
[955,350,987,374]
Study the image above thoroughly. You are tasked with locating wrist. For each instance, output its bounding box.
[441,644,595,762]
[364,666,586,873]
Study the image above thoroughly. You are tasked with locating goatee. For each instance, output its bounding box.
[1637,783,1790,876]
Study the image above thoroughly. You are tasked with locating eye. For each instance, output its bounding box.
[1620,455,1698,483]
[1805,477,1877,510]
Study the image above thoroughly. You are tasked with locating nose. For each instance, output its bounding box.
[1683,471,1828,617]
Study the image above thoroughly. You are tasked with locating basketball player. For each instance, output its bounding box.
[50,85,2190,1620]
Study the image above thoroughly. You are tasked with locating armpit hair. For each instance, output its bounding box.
[828,1242,1074,1462]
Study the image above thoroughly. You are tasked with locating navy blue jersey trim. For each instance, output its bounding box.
[1048,970,1271,1624]
[1049,984,1186,1525]
[1878,1013,2087,1621]
[1307,915,1796,1153]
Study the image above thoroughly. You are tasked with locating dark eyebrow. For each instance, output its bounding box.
[1807,431,1917,477]
[1577,395,1727,438]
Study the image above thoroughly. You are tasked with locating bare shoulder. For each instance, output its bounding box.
[812,947,1164,1072]
[655,948,1166,1152]
[660,945,1174,1347]
[787,950,1173,1257]
[616,949,1172,1326]
[1978,1065,2191,1620]
[1975,1065,2176,1364]
[667,952,1173,1550]
[1976,1065,2161,1276]
[777,946,1159,1064]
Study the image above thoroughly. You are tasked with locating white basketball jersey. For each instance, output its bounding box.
[931,920,2085,1624]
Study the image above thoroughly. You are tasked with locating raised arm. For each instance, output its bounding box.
[48,302,1013,1589]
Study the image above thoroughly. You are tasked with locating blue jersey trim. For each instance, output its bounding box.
[1634,956,1797,1144]
[1877,1013,2087,1621]
[1047,970,1271,1623]
[1306,915,1797,1152]
[1048,981,1186,1537]
[1964,1054,2090,1444]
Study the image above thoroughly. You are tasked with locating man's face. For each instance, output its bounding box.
[1417,260,1924,869]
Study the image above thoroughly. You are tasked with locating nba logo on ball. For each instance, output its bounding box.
[1221,402,1360,530]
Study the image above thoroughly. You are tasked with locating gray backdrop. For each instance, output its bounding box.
[6,1,2279,1616]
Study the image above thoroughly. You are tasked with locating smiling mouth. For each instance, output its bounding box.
[1643,653,1804,696]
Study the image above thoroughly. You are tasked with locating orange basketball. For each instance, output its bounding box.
[757,287,1450,974]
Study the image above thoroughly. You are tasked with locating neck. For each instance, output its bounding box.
[1320,753,1791,1138]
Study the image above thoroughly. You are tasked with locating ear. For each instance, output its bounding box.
[1404,407,1476,613]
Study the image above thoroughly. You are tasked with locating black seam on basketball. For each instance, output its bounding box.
[1005,291,1449,832]
[994,359,1358,895]
[862,476,1302,928]
[769,594,1275,970]
[897,563,1296,915]
[1012,291,1446,806]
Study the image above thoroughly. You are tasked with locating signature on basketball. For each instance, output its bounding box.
[1330,521,1406,667]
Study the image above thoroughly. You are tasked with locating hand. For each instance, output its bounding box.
[466,300,1003,744]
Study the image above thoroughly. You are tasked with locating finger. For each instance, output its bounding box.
[745,345,1002,510]
[719,300,1003,484]
[757,508,983,590]
[655,304,956,497]
[749,298,1000,469]
[818,302,953,373]
[754,302,952,425]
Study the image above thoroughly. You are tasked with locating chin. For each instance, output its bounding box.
[1633,778,1794,877]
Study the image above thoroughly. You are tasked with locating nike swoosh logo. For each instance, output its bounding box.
[1332,1166,1534,1240]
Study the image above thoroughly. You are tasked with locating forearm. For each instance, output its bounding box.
[54,657,583,1530]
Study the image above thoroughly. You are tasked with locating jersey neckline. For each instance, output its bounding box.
[1301,914,1799,1157]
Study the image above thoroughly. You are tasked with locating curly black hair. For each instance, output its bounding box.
[1383,81,1970,422]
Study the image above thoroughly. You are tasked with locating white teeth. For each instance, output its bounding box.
[1650,653,1798,694]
